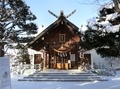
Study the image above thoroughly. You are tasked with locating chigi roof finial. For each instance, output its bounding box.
[48,10,76,18]
[66,10,76,18]
[48,10,58,18]
[60,10,64,16]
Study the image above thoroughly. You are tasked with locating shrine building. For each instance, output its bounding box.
[27,10,91,70]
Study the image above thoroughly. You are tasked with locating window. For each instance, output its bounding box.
[59,34,65,42]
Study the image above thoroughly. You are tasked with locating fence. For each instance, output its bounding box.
[11,63,43,74]
[92,64,116,76]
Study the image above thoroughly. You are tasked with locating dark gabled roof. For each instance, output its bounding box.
[28,11,79,48]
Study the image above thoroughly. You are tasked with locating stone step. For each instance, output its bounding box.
[18,78,95,82]
[29,74,96,77]
[18,70,108,82]
[31,73,96,76]
[18,77,108,82]
[24,75,101,79]
[31,71,97,76]
[24,76,101,79]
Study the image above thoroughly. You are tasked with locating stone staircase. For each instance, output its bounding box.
[18,69,108,82]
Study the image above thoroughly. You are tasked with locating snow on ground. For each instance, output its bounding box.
[4,70,120,89]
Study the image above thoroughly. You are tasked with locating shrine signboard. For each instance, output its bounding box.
[0,57,11,89]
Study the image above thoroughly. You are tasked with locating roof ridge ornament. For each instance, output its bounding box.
[48,10,58,18]
[60,10,64,17]
[66,10,76,18]
[48,10,76,18]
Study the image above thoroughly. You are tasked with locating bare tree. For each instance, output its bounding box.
[76,0,120,13]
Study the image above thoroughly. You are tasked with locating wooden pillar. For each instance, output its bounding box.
[69,51,72,69]
[43,50,47,70]
[47,46,50,69]
[48,54,51,68]
[75,44,79,69]
[53,51,56,69]
[45,52,48,69]
[46,53,49,68]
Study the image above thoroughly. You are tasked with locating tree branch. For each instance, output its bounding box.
[113,0,120,13]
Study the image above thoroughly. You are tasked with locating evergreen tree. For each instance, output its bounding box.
[82,1,120,57]
[16,44,30,64]
[0,0,38,56]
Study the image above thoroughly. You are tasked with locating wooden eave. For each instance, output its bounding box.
[28,15,79,50]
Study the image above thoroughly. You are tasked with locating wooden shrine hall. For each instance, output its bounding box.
[28,10,91,70]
